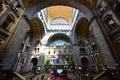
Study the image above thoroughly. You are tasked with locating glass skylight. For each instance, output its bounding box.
[48,17,70,30]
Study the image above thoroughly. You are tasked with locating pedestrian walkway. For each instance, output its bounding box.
[21,68,95,80]
[67,73,76,80]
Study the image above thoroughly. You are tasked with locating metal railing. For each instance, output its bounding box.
[0,64,25,80]
[0,70,25,80]
[94,69,120,80]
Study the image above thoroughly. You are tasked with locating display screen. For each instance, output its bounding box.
[47,55,68,65]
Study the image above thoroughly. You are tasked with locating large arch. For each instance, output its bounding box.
[73,17,90,43]
[47,33,72,46]
[24,0,93,20]
[30,17,45,41]
[22,0,97,9]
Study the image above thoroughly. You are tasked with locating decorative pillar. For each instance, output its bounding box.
[72,43,81,66]
[90,15,116,69]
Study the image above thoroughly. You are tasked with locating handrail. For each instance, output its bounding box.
[0,70,25,80]
[94,69,120,80]
[94,70,107,80]
[13,72,25,80]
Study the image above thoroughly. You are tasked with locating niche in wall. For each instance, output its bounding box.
[104,14,118,31]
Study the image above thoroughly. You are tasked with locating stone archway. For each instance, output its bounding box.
[31,57,38,66]
[24,0,94,45]
[31,57,38,73]
[22,0,96,9]
[74,17,90,42]
[81,57,88,67]
[30,17,45,41]
[47,33,72,45]
[24,0,93,20]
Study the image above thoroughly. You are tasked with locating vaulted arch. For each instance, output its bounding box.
[22,0,96,9]
[47,33,72,47]
[75,17,90,41]
[24,0,93,20]
[30,17,45,41]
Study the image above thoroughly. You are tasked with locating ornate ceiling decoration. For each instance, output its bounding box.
[48,6,72,25]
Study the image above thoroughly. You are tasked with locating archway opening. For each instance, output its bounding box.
[31,57,38,66]
[45,33,74,70]
[75,18,90,42]
[47,33,72,47]
[81,57,88,66]
[25,0,93,20]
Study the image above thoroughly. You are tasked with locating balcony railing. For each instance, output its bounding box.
[94,69,120,80]
[0,64,25,80]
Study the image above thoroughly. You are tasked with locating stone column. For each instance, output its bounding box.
[90,18,116,69]
[2,16,30,70]
[38,44,46,68]
[22,46,34,72]
[72,44,80,66]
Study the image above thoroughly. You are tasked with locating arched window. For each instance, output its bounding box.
[49,17,70,30]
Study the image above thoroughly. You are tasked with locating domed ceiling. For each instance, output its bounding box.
[47,6,72,25]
